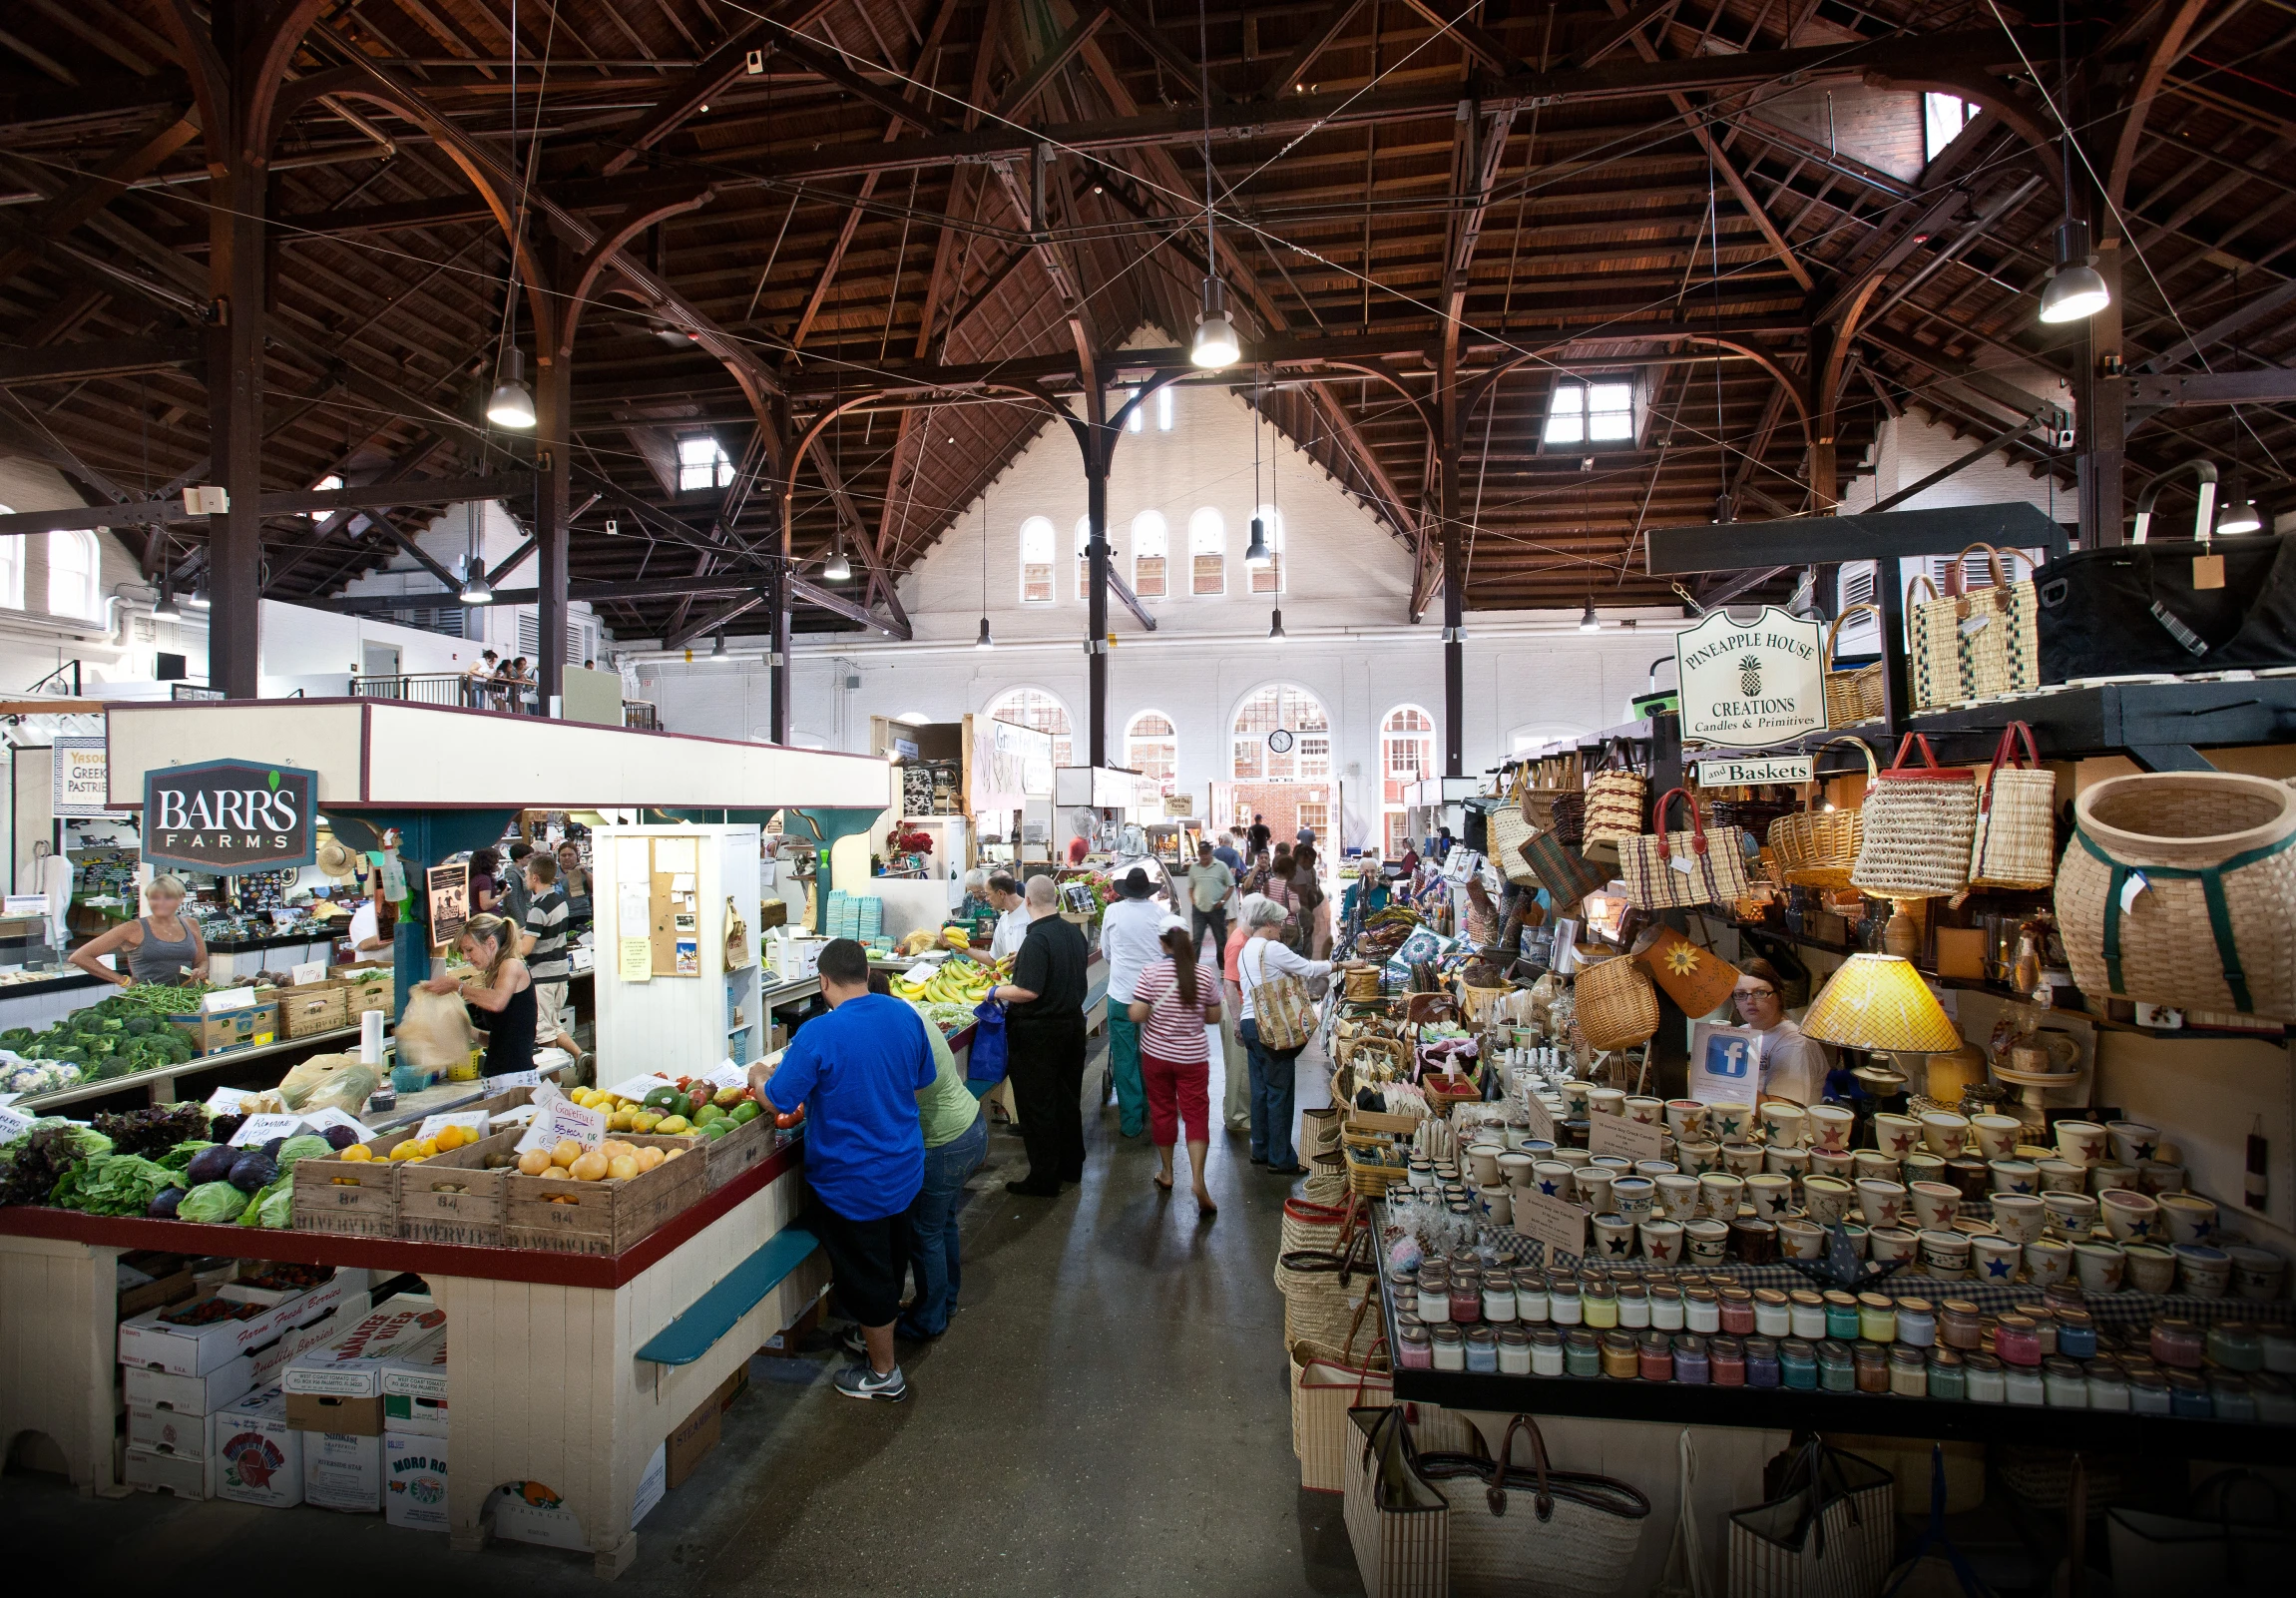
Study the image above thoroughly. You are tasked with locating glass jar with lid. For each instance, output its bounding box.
[1397,1323,1433,1369]
[1994,1315,2043,1368]
[1745,1335,1782,1388]
[1465,1326,1501,1372]
[2167,1368,2212,1418]
[1674,1333,1711,1384]
[1450,1268,1484,1326]
[1616,1282,1650,1330]
[1649,1284,1685,1332]
[1709,1334,1744,1386]
[2209,1372,2257,1422]
[1717,1287,1756,1336]
[2042,1354,2087,1407]
[1853,1342,1891,1393]
[2004,1361,2046,1406]
[1939,1299,1983,1350]
[1482,1273,1518,1325]
[2056,1308,2096,1360]
[1927,1347,1966,1401]
[1497,1325,1533,1374]
[1601,1330,1641,1379]
[1857,1293,1897,1344]
[1817,1339,1857,1392]
[1515,1269,1551,1323]
[2128,1367,2171,1415]
[2085,1358,2129,1411]
[1637,1331,1673,1381]
[1550,1280,1585,1326]
[1778,1337,1818,1390]
[1530,1326,1565,1375]
[1565,1328,1602,1377]
[1416,1271,1452,1325]
[1752,1289,1791,1337]
[2207,1322,2263,1372]
[1431,1324,1467,1371]
[1888,1345,1928,1397]
[1684,1288,1721,1334]
[1585,1280,1620,1330]
[2150,1319,2205,1369]
[1823,1290,1861,1340]
[1964,1351,2007,1404]
[1788,1290,1828,1340]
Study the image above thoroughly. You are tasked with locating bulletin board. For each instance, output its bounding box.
[614,833,702,979]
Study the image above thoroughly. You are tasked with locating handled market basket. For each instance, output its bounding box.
[1573,950,1661,1050]
[1851,733,1979,898]
[1970,721,2060,890]
[1821,602,1889,726]
[1774,737,1878,889]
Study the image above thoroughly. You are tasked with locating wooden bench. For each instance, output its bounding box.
[635,1228,820,1367]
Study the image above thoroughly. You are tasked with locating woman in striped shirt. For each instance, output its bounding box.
[1128,912,1223,1217]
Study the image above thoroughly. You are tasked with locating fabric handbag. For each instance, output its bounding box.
[2106,1469,2294,1597]
[1293,1298,1393,1492]
[1968,722,2059,890]
[1584,748,1648,846]
[1726,1437,1896,1598]
[1245,938,1318,1052]
[722,895,750,970]
[1521,830,1607,912]
[2056,771,2296,1021]
[1851,735,1979,898]
[1615,788,1754,910]
[1908,543,2041,711]
[1820,603,1888,726]
[2036,533,2296,682]
[1573,951,1661,1050]
[966,997,1009,1083]
[1420,1413,1653,1598]
[1344,1405,1450,1598]
[1635,925,1741,1017]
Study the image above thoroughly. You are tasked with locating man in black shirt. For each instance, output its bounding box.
[1247,814,1271,857]
[990,874,1090,1196]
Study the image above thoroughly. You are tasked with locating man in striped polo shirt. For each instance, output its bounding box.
[520,853,582,1062]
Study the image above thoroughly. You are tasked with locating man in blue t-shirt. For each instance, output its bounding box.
[750,938,936,1402]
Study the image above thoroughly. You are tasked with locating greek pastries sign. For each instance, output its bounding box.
[143,759,316,872]
[1674,607,1826,748]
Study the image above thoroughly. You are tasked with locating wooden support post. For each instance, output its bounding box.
[204,9,269,701]
[1085,387,1112,769]
[534,347,572,714]
[2079,236,2126,547]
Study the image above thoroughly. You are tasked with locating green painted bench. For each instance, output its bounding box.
[635,1228,820,1367]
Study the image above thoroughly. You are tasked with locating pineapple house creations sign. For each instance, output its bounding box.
[1673,606,1827,748]
[142,760,317,873]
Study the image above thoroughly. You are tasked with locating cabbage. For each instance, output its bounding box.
[239,1177,295,1229]
[178,1181,250,1224]
[273,1135,332,1174]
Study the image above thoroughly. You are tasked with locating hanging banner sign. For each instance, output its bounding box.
[142,760,316,872]
[426,864,469,946]
[1674,606,1827,749]
[1693,755,1815,787]
[52,737,111,817]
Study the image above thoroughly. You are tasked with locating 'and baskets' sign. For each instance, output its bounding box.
[1673,606,1826,749]
[143,759,316,872]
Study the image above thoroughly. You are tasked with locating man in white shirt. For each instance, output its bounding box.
[986,874,1031,961]
[343,872,394,957]
[1098,863,1169,1140]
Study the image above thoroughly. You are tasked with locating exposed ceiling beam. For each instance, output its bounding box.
[0,331,203,385]
[0,472,537,536]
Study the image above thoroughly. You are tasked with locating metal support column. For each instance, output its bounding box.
[1083,384,1111,768]
[533,347,572,714]
[768,554,791,744]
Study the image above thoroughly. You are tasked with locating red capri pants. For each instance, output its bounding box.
[1143,1051,1211,1145]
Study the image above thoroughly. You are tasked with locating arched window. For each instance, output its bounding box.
[987,687,1073,769]
[1188,506,1225,596]
[1131,510,1167,599]
[0,505,21,609]
[1381,707,1437,858]
[1018,516,1055,604]
[1126,710,1177,794]
[1232,684,1329,783]
[1249,505,1285,595]
[46,529,100,620]
[1156,387,1174,432]
[1075,516,1094,600]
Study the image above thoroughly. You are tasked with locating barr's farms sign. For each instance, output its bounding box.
[143,760,316,873]
[1674,607,1827,749]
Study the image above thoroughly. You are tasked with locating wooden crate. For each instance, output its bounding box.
[501,1135,706,1255]
[345,976,395,1022]
[697,1110,775,1193]
[396,1130,525,1247]
[288,1131,417,1238]
[277,982,350,1039]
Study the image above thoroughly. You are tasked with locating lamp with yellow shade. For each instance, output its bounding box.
[1800,954,1963,1055]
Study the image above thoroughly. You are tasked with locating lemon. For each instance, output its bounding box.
[339,1145,374,1163]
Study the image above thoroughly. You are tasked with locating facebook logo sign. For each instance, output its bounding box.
[1703,1036,1752,1081]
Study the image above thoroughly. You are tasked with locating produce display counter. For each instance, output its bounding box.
[14,1023,366,1114]
[0,970,117,1034]
[0,1137,821,1574]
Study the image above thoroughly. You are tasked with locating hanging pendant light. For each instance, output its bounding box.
[486,347,537,428]
[151,581,182,622]
[1267,606,1285,642]
[1579,600,1601,634]
[824,539,852,582]
[975,616,995,651]
[187,576,210,610]
[2038,220,2110,324]
[1244,514,1271,567]
[976,474,994,648]
[1192,277,1239,370]
[1189,3,1237,373]
[2218,491,2263,536]
[711,632,728,659]
[459,556,493,604]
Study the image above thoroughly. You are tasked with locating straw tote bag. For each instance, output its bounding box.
[1615,788,1755,910]
[1908,544,2042,712]
[1293,1298,1393,1492]
[1573,952,1661,1050]
[1727,1438,1896,1598]
[1583,746,1648,846]
[1488,771,1543,888]
[2057,772,2296,1021]
[1275,1227,1376,1348]
[1522,752,1583,830]
[1344,1406,1451,1598]
[1421,1414,1653,1598]
[1969,722,2060,890]
[1244,938,1317,1052]
[1820,603,1888,726]
[1772,738,1877,889]
[1635,925,1741,1017]
[1851,735,1979,898]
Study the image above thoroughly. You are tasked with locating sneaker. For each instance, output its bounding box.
[837,1324,868,1357]
[833,1362,908,1402]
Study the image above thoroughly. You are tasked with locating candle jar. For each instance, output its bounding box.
[2005,1363,2046,1406]
[1650,1286,1686,1332]
[1585,1281,1620,1331]
[2086,1359,2130,1411]
[2264,1327,2296,1374]
[1746,1335,1781,1388]
[1603,1330,1642,1379]
[1565,1329,1603,1377]
[1531,1327,1566,1376]
[2056,1308,2096,1361]
[1928,1348,1967,1401]
[2028,1307,2059,1356]
[1939,1299,1983,1350]
[1498,1325,1533,1374]
[1854,1342,1891,1394]
[1432,1324,1467,1371]
[2043,1354,2088,1407]
[1617,1282,1651,1330]
[1483,1276,1518,1325]
[1388,1266,1419,1303]
[2251,1372,2296,1424]
[1398,1324,1433,1368]
[1710,1335,1745,1386]
[1779,1337,1819,1390]
[1818,1339,1857,1392]
[1718,1287,1757,1336]
[1550,1281,1585,1327]
[1823,1291,1861,1340]
[1515,1269,1551,1324]
[1638,1331,1674,1382]
[1965,1352,2008,1404]
[1466,1326,1501,1372]
[2208,1373,2256,1422]
[2167,1369,2212,1418]
[1895,1298,1937,1349]
[1451,1269,1484,1326]
[1417,1275,1452,1325]
[2149,1318,2205,1369]
[1995,1315,2043,1368]
[1753,1289,1792,1337]
[1889,1345,1929,1398]
[1858,1292,1897,1344]
[2207,1322,2263,1372]
[1685,1288,1721,1334]
[1789,1290,1829,1341]
[2129,1368,2171,1415]
[1675,1333,1711,1384]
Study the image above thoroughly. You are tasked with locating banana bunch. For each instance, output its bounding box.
[889,953,1013,1005]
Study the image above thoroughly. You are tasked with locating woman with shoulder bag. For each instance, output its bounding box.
[1292,842,1331,958]
[1238,897,1334,1176]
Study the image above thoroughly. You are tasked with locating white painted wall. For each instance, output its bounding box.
[0,456,195,697]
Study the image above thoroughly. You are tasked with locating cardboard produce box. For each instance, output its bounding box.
[282,1300,446,1436]
[381,1332,448,1436]
[168,1000,278,1055]
[124,1354,255,1418]
[302,1429,383,1512]
[213,1387,302,1508]
[490,1442,665,1549]
[128,1403,220,1457]
[119,1272,350,1376]
[124,1444,209,1499]
[383,1433,450,1531]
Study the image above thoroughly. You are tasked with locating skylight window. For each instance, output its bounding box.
[303,474,343,517]
[1544,380,1634,445]
[1924,94,1974,162]
[679,435,733,491]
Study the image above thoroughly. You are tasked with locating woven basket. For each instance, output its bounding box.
[1341,963,1385,1003]
[1852,734,1979,898]
[1344,1143,1410,1197]
[1281,1193,1359,1253]
[1822,603,1889,726]
[1458,982,1513,1024]
[1909,544,2041,711]
[1584,768,1647,845]
[1548,790,1587,847]
[1303,1151,1350,1204]
[1275,1236,1375,1347]
[1970,721,2059,890]
[1300,1105,1345,1160]
[1784,737,1877,888]
[1423,1415,1654,1598]
[2057,772,2296,1020]
[1573,951,1661,1050]
[1489,774,1543,886]
[1614,788,1755,909]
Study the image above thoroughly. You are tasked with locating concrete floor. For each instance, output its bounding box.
[4,1036,1363,1597]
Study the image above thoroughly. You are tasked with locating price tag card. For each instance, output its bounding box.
[1589,1115,1666,1163]
[705,1060,747,1091]
[228,1113,304,1148]
[1523,1093,1557,1144]
[485,1069,541,1090]
[298,1106,368,1141]
[203,986,257,1015]
[290,961,327,986]
[0,1091,20,1108]
[1513,1191,1587,1263]
[517,1095,608,1155]
[414,1111,489,1144]
[0,1104,35,1141]
[608,1073,678,1102]
[205,1085,250,1113]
